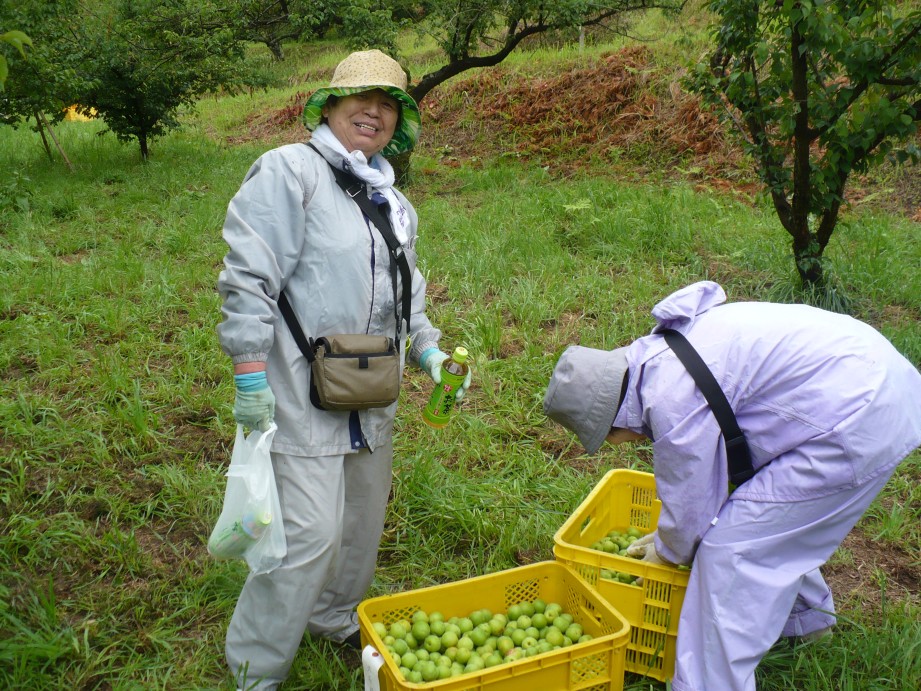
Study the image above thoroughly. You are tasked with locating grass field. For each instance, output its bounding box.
[1,9,919,690]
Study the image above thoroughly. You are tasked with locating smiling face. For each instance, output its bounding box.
[322,89,400,158]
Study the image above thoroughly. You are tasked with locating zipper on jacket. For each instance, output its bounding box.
[364,216,375,334]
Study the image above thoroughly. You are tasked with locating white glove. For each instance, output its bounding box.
[625,532,656,558]
[627,531,669,565]
[640,543,668,566]
[420,348,449,383]
[420,348,473,401]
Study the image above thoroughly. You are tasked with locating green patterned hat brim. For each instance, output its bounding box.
[303,86,421,157]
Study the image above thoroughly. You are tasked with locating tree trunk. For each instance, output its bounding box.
[34,110,54,162]
[140,134,149,161]
[390,150,413,186]
[789,16,812,239]
[35,110,74,171]
[267,39,284,62]
[789,14,823,288]
[791,229,825,287]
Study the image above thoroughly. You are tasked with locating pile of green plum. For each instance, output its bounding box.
[371,599,594,683]
[589,526,646,586]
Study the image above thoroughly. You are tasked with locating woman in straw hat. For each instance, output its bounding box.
[543,281,921,691]
[216,49,470,689]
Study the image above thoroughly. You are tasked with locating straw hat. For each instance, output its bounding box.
[302,49,420,156]
[543,345,630,455]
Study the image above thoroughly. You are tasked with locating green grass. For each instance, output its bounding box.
[2,19,920,691]
[755,600,921,691]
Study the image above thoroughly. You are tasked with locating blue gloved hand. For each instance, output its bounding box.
[233,371,275,431]
[420,347,473,401]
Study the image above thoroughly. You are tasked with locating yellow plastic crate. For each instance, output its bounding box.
[553,470,689,682]
[358,561,630,691]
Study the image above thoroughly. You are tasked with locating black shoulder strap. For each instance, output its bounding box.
[306,142,412,336]
[660,328,755,489]
[278,291,316,363]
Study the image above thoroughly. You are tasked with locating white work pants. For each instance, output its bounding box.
[226,442,393,690]
[671,465,896,691]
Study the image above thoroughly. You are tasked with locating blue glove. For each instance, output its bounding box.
[420,348,473,401]
[233,371,275,431]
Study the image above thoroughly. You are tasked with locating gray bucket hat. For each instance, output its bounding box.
[543,345,630,454]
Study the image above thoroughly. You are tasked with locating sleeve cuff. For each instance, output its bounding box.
[231,352,270,365]
[410,340,440,365]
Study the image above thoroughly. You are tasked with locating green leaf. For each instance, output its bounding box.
[0,30,33,58]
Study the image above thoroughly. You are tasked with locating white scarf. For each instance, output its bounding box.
[309,124,410,243]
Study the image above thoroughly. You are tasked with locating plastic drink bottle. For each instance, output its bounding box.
[422,347,469,428]
[207,511,272,559]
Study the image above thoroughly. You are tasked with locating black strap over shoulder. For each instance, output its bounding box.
[278,291,315,363]
[660,328,755,490]
[306,142,413,336]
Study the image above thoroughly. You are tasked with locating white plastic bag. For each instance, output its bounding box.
[208,423,287,575]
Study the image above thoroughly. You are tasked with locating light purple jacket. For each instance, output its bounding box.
[612,282,921,565]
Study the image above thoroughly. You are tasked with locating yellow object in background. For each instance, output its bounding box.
[63,105,96,121]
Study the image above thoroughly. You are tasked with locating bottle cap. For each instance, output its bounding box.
[452,347,468,363]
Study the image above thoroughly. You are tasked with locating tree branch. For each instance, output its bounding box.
[409,1,675,103]
[879,17,921,74]
[811,17,921,141]
[411,22,547,103]
[878,76,920,87]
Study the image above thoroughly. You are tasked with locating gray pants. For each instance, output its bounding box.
[226,442,394,690]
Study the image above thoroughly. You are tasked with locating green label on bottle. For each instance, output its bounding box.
[422,368,466,428]
[208,512,272,559]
